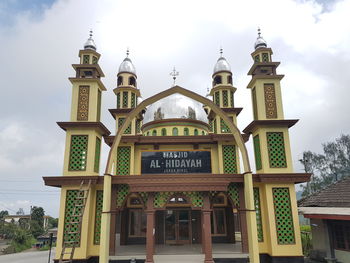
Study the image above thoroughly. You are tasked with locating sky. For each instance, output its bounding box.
[0,0,349,218]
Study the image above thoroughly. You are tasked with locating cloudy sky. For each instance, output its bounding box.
[0,0,349,217]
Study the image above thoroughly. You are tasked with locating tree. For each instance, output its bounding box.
[0,210,9,221]
[16,208,25,215]
[300,134,350,197]
[31,206,44,227]
[48,217,58,228]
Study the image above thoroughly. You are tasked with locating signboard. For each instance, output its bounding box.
[141,151,211,174]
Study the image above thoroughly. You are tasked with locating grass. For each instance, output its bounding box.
[39,242,56,251]
[2,237,36,254]
[300,225,312,256]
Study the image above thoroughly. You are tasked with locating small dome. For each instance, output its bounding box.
[254,29,267,49]
[213,57,231,74]
[84,31,96,51]
[118,57,136,74]
[143,94,208,124]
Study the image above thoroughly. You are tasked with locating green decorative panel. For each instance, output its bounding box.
[154,192,172,208]
[222,90,228,107]
[209,119,214,133]
[252,88,258,120]
[94,137,101,173]
[116,146,131,175]
[228,183,240,207]
[122,91,128,108]
[116,184,129,208]
[97,89,101,122]
[267,132,287,168]
[83,55,89,64]
[213,119,217,134]
[254,55,260,62]
[230,91,234,108]
[116,93,120,109]
[92,56,98,64]
[253,135,262,170]
[136,120,141,134]
[69,135,88,171]
[254,188,263,242]
[214,91,220,106]
[273,188,295,245]
[63,190,83,247]
[117,118,131,134]
[223,145,237,174]
[220,118,231,133]
[131,93,136,108]
[93,190,103,245]
[186,192,203,207]
[262,53,269,62]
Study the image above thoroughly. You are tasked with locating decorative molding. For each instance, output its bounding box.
[77,86,89,121]
[264,84,277,119]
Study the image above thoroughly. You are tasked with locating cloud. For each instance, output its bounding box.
[0,0,349,216]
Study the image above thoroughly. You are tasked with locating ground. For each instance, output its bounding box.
[0,248,55,263]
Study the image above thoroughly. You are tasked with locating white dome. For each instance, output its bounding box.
[143,94,208,124]
[84,31,96,51]
[118,57,136,74]
[254,36,267,49]
[213,57,231,74]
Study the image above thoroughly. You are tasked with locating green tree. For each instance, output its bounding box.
[0,210,9,220]
[29,220,44,238]
[300,134,350,197]
[48,217,58,228]
[31,206,45,227]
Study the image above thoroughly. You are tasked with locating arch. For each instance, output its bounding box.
[129,76,136,86]
[213,75,222,85]
[105,85,251,174]
[172,127,178,136]
[161,128,167,136]
[117,76,123,86]
[184,127,189,136]
[152,130,157,136]
[194,129,198,136]
[227,75,232,85]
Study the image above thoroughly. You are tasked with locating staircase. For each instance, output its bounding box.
[59,180,91,263]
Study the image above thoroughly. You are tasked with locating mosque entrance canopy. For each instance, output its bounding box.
[141,150,212,174]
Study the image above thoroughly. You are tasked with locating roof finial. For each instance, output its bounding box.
[84,29,97,50]
[257,27,261,38]
[89,29,93,38]
[126,47,129,57]
[170,67,179,86]
[219,47,223,57]
[254,27,267,49]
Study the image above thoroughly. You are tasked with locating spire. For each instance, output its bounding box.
[84,29,97,51]
[219,47,223,57]
[170,67,179,86]
[254,27,267,50]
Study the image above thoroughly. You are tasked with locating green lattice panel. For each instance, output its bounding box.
[262,53,269,62]
[94,190,103,244]
[97,90,101,122]
[254,55,260,62]
[223,90,228,107]
[267,132,287,168]
[116,184,129,208]
[209,119,214,132]
[83,55,89,64]
[118,118,131,134]
[185,192,203,207]
[220,118,231,133]
[273,188,295,245]
[94,137,101,173]
[213,119,217,134]
[215,92,220,106]
[63,190,83,247]
[116,93,120,109]
[131,93,136,108]
[122,91,128,107]
[69,135,88,171]
[228,183,240,207]
[92,56,98,64]
[254,188,263,242]
[230,91,234,107]
[116,147,131,175]
[223,145,237,173]
[154,192,172,208]
[253,135,262,170]
[136,120,141,133]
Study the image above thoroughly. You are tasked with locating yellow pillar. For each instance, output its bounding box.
[244,172,260,263]
[99,174,112,263]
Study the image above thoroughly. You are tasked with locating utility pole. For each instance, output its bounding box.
[299,153,311,195]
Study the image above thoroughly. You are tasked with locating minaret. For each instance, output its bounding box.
[243,29,298,173]
[58,31,110,176]
[110,50,142,136]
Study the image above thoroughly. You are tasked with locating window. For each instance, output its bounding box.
[129,76,136,86]
[214,75,222,85]
[202,131,205,135]
[122,91,128,107]
[117,76,123,86]
[254,55,260,62]
[161,128,167,136]
[227,75,232,84]
[152,130,157,136]
[332,221,350,251]
[184,128,189,136]
[147,131,150,136]
[129,209,146,237]
[172,127,178,136]
[262,53,269,62]
[211,209,226,236]
[83,71,93,78]
[194,129,198,136]
[92,56,98,64]
[168,196,188,204]
[83,55,89,64]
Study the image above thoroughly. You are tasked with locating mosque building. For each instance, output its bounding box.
[43,30,310,263]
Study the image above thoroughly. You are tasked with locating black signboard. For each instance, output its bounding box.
[141,151,211,174]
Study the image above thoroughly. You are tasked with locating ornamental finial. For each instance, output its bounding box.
[170,67,179,86]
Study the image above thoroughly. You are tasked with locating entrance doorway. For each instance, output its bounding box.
[165,210,191,244]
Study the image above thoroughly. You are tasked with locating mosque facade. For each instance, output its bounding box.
[44,31,310,263]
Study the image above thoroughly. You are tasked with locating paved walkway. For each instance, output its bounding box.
[0,248,55,263]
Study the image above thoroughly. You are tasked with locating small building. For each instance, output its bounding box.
[4,215,50,229]
[299,177,350,263]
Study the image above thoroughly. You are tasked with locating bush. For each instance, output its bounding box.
[300,225,312,256]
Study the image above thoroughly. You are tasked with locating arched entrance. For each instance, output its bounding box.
[100,86,260,263]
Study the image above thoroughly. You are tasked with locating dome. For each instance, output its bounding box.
[118,57,136,74]
[213,57,231,74]
[84,31,96,51]
[254,36,267,49]
[143,94,208,124]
